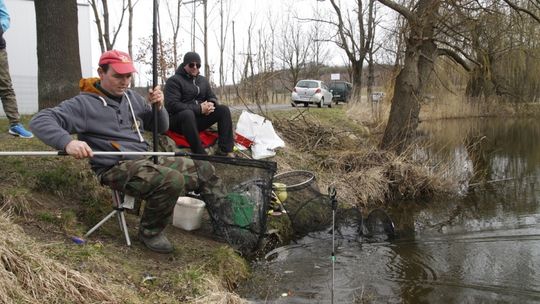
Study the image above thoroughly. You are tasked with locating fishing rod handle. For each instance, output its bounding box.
[328,185,337,210]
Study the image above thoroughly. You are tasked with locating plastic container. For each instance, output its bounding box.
[173,197,206,231]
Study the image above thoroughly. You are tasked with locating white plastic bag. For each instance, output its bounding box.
[235,110,285,159]
[234,111,260,150]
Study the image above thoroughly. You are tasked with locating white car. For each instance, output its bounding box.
[291,80,333,108]
[371,92,385,102]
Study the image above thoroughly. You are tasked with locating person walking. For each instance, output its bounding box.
[0,0,33,138]
[30,50,225,254]
[164,52,234,156]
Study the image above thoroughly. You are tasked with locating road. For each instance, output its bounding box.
[229,102,350,114]
[229,103,294,114]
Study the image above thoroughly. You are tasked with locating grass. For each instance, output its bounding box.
[0,211,121,303]
[269,107,454,206]
[0,108,457,303]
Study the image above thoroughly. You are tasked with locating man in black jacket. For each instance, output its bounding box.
[164,52,234,156]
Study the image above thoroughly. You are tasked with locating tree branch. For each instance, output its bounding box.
[377,0,414,21]
[502,0,540,24]
[437,48,471,72]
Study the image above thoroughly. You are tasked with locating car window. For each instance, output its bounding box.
[297,80,318,88]
[330,82,347,90]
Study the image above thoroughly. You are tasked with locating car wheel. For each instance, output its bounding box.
[328,102,332,108]
[291,102,296,107]
[304,103,308,107]
[318,98,323,108]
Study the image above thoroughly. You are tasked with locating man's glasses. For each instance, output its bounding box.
[188,62,201,69]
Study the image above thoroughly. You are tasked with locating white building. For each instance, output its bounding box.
[1,0,93,116]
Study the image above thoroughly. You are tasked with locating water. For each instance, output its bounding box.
[239,118,540,303]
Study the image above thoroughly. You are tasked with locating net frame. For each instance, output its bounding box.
[200,156,277,256]
[272,170,331,236]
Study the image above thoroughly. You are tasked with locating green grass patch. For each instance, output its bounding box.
[204,246,249,289]
[34,165,81,193]
[173,266,206,297]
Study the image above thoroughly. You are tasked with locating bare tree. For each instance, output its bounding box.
[218,0,230,99]
[327,0,377,94]
[277,16,314,91]
[88,0,128,52]
[217,0,232,100]
[231,20,238,99]
[185,0,211,78]
[165,0,182,69]
[135,36,177,84]
[377,0,540,153]
[34,0,81,109]
[127,0,139,87]
[378,0,441,153]
[366,0,378,103]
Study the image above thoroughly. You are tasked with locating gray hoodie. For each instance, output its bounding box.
[29,78,169,173]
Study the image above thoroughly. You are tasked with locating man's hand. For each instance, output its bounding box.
[200,101,215,116]
[65,140,94,159]
[148,85,164,109]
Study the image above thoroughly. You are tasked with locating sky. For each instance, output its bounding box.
[89,0,393,86]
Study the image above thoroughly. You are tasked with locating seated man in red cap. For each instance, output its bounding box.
[164,51,234,156]
[30,50,223,254]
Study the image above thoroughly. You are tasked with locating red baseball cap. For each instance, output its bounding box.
[98,50,137,74]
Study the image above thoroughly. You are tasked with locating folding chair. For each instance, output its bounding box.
[84,190,136,246]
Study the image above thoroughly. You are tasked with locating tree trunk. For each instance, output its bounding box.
[34,0,81,110]
[128,0,135,87]
[351,59,363,97]
[203,0,209,79]
[367,53,374,103]
[466,53,496,98]
[379,0,440,154]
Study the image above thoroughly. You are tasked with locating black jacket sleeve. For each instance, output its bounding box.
[164,75,201,115]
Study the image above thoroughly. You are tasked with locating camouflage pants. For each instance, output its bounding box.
[99,156,222,236]
[0,49,20,125]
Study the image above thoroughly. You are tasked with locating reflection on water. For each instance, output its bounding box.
[239,118,540,303]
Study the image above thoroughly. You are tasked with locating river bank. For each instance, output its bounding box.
[0,103,472,303]
[239,115,540,303]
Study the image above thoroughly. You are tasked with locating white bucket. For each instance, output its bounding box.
[173,197,206,231]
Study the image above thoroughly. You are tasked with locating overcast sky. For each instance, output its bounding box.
[90,0,392,86]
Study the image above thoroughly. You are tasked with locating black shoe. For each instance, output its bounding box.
[138,231,174,254]
[215,148,235,157]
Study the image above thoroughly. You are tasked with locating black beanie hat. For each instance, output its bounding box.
[183,52,201,65]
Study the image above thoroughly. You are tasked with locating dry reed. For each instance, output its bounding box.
[187,276,246,304]
[0,211,120,304]
[272,112,454,208]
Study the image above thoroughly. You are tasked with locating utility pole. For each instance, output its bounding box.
[315,0,325,77]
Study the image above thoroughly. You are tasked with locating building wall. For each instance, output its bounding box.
[1,0,92,117]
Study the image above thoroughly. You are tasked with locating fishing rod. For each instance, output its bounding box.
[328,185,337,304]
[0,150,231,162]
[151,0,159,164]
[0,150,278,171]
[0,151,186,156]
